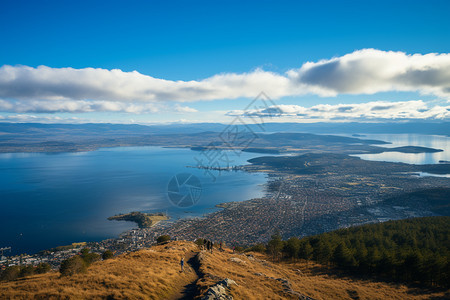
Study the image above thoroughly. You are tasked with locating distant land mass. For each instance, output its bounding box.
[375,146,443,153]
[0,122,445,155]
[240,147,280,154]
[246,152,450,175]
[1,121,449,136]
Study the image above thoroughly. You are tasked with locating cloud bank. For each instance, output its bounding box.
[0,49,449,114]
[288,49,450,98]
[0,65,292,104]
[0,99,197,114]
[227,100,450,121]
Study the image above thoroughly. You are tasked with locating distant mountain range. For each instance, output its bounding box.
[0,121,449,136]
[0,122,446,154]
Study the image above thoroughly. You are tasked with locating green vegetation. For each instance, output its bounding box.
[102,250,114,260]
[156,235,171,244]
[234,246,245,253]
[245,243,266,253]
[263,217,450,287]
[195,238,205,246]
[266,231,284,261]
[0,263,51,282]
[59,248,100,277]
[80,248,101,265]
[60,256,87,276]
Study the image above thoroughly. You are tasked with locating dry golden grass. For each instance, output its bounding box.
[0,241,198,300]
[1,241,448,300]
[196,249,449,300]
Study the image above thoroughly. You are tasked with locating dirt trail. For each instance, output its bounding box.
[168,251,202,300]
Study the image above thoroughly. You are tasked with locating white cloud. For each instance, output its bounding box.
[0,65,291,103]
[0,114,81,123]
[1,49,450,115]
[0,99,199,114]
[288,49,450,98]
[227,100,450,121]
[174,104,198,113]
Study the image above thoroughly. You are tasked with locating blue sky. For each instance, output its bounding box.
[0,0,449,124]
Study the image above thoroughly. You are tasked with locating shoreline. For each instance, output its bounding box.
[2,134,450,257]
[2,152,450,266]
[107,212,170,229]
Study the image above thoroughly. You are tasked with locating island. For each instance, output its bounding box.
[382,146,443,153]
[108,212,169,228]
[242,147,280,154]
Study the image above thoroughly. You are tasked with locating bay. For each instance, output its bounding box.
[349,134,450,165]
[0,147,267,255]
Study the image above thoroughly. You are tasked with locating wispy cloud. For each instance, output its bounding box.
[227,100,450,121]
[0,114,82,123]
[0,49,449,115]
[0,99,198,114]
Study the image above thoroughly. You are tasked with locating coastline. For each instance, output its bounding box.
[108,212,169,229]
[2,151,450,268]
[2,133,450,257]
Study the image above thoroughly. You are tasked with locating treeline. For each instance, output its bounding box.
[0,249,115,282]
[0,263,51,281]
[60,249,113,276]
[255,217,450,288]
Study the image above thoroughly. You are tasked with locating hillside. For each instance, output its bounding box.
[1,240,448,299]
[274,217,450,288]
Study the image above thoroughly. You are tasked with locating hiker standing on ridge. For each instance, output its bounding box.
[180,256,185,272]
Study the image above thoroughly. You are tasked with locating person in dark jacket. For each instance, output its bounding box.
[180,256,185,272]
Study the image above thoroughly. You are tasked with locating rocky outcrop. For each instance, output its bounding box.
[228,257,246,265]
[201,278,237,300]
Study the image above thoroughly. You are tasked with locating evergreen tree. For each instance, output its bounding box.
[298,240,313,261]
[332,242,355,269]
[60,256,87,276]
[284,237,301,260]
[267,231,284,261]
[156,235,171,244]
[102,250,114,260]
[35,263,51,274]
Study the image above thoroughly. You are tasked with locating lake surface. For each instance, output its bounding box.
[349,134,450,165]
[0,147,267,255]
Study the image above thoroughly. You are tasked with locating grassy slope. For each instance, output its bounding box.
[0,241,198,299]
[197,248,449,300]
[2,241,448,299]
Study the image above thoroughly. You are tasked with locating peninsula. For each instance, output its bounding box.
[108,212,169,228]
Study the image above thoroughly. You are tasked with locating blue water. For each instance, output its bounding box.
[347,134,450,165]
[0,147,267,255]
